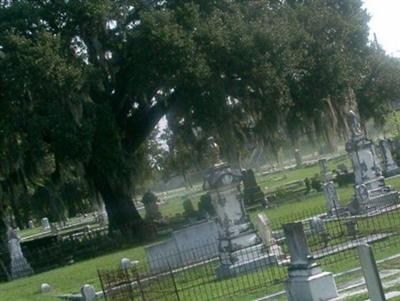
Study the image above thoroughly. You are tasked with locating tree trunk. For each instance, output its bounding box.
[93,175,144,239]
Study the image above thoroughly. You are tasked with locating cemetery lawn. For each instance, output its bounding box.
[2,165,400,301]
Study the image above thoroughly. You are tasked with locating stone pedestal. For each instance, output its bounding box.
[346,111,399,214]
[379,139,400,177]
[284,222,338,301]
[8,229,33,279]
[204,138,281,279]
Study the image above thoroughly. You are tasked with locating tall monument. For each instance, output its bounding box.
[346,111,399,214]
[204,137,280,278]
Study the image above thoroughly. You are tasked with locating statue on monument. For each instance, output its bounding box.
[347,110,363,138]
[207,136,223,166]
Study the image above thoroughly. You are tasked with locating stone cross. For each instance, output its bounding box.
[256,213,274,247]
[283,222,312,268]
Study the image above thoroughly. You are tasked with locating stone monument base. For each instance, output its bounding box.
[348,190,399,215]
[285,267,338,301]
[383,167,400,178]
[11,258,33,279]
[216,244,282,279]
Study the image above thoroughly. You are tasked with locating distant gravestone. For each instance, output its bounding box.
[256,213,274,247]
[28,220,34,229]
[80,284,96,301]
[379,139,400,177]
[142,190,162,221]
[294,149,302,167]
[41,218,50,231]
[309,217,326,235]
[120,258,132,270]
[242,169,267,208]
[40,283,51,293]
[323,181,341,215]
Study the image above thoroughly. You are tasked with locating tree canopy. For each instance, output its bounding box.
[1,0,400,237]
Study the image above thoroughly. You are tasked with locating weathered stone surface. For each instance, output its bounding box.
[283,222,338,301]
[41,217,50,231]
[8,228,33,279]
[40,283,51,294]
[379,139,400,177]
[346,111,399,214]
[81,284,96,301]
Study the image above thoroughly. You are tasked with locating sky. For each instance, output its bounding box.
[363,0,400,57]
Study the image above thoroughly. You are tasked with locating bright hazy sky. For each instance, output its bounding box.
[363,0,400,57]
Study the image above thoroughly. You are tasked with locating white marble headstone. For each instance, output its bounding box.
[80,284,96,301]
[41,218,50,231]
[256,213,274,246]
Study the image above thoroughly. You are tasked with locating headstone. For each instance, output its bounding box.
[142,191,162,221]
[50,223,59,235]
[242,169,268,208]
[81,284,97,301]
[204,137,280,279]
[40,283,51,293]
[120,258,132,270]
[357,244,385,301]
[7,228,34,279]
[323,181,341,216]
[256,213,274,247]
[346,111,399,214]
[41,217,50,231]
[27,220,34,229]
[283,222,338,301]
[309,217,326,235]
[319,159,332,182]
[294,149,302,168]
[379,139,400,177]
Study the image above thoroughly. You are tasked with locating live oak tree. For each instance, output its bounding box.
[1,0,400,239]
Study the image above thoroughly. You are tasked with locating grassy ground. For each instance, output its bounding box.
[2,159,400,301]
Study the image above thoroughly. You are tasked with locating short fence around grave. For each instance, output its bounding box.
[97,203,400,301]
[2,202,400,300]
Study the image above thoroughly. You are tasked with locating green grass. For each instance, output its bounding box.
[3,159,400,301]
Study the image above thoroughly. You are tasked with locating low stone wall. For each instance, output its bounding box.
[145,220,219,272]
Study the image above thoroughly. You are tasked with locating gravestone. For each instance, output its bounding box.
[346,111,399,214]
[41,217,50,231]
[294,149,302,168]
[204,137,281,279]
[120,258,133,270]
[323,181,342,216]
[27,220,34,229]
[379,139,400,177]
[142,190,162,221]
[283,222,338,301]
[242,169,267,208]
[256,213,274,247]
[7,228,33,279]
[319,159,332,182]
[309,217,326,235]
[40,283,51,293]
[81,284,97,301]
[357,244,385,301]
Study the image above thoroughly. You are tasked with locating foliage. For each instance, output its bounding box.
[1,0,399,238]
